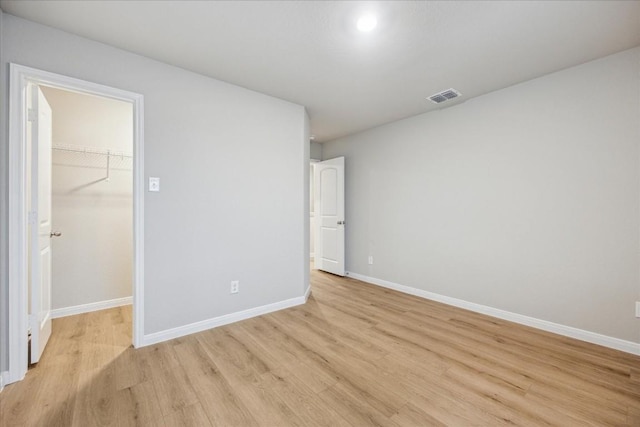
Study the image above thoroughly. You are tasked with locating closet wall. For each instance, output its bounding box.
[42,86,133,312]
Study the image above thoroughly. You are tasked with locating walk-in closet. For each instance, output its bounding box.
[42,86,133,318]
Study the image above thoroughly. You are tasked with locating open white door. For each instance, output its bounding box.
[29,85,53,364]
[314,157,345,276]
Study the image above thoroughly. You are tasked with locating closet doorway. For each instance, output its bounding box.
[45,86,133,325]
[32,85,133,364]
[7,64,145,385]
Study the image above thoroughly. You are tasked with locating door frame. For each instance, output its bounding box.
[313,156,345,276]
[309,159,320,260]
[7,63,145,384]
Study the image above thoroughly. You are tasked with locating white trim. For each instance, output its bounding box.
[8,64,29,385]
[0,371,8,392]
[51,297,133,319]
[304,284,312,301]
[7,64,145,385]
[346,271,640,356]
[131,78,145,350]
[142,294,308,347]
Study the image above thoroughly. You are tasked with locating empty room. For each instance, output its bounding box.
[1,1,639,426]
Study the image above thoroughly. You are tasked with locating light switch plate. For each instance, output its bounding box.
[149,177,160,192]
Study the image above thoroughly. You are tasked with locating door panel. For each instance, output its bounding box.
[320,229,337,261]
[320,169,337,214]
[314,157,345,276]
[30,85,53,364]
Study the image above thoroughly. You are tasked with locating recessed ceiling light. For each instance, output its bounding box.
[357,14,377,32]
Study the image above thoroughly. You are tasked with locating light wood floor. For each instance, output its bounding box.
[2,270,639,426]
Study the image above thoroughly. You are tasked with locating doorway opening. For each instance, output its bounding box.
[312,156,345,276]
[7,64,145,385]
[31,85,134,365]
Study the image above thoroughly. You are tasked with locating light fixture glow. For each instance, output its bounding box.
[357,14,377,32]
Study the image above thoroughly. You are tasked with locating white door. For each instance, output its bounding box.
[314,157,345,276]
[29,85,53,363]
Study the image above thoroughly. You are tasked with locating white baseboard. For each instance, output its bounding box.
[51,296,132,319]
[346,271,640,356]
[1,371,9,392]
[304,284,312,301]
[142,292,309,347]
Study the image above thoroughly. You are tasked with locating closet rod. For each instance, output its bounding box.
[52,144,133,159]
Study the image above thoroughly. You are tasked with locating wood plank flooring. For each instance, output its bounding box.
[2,269,639,426]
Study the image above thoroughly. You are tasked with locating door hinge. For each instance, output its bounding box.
[27,108,37,122]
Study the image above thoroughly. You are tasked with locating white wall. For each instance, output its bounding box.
[42,86,133,310]
[0,13,308,374]
[310,141,322,160]
[323,47,640,344]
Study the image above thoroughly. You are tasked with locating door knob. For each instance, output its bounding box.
[50,231,62,238]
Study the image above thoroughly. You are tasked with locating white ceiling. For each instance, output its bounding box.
[2,1,640,142]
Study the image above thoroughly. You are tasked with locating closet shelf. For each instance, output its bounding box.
[52,143,132,159]
[52,143,132,182]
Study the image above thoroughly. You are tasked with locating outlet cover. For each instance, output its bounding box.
[230,280,239,294]
[148,177,160,192]
[368,255,373,265]
[636,301,640,318]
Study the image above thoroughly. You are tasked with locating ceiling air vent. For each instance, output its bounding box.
[428,88,461,104]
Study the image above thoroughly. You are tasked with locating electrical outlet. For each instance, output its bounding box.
[230,280,239,294]
[148,177,160,192]
[368,255,373,265]
[636,301,640,318]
